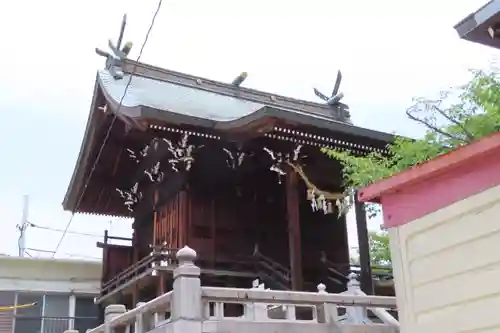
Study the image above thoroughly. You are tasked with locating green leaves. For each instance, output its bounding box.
[323,69,500,207]
[322,148,394,190]
[369,230,391,265]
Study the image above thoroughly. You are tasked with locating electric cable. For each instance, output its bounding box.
[30,222,102,238]
[28,247,101,260]
[52,0,163,257]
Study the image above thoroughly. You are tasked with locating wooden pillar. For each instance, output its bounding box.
[354,194,374,295]
[158,274,165,296]
[179,190,189,247]
[152,189,159,246]
[285,170,303,290]
[210,196,216,264]
[131,229,139,306]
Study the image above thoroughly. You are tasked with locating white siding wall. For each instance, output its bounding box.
[0,257,101,294]
[390,183,500,333]
[0,257,102,333]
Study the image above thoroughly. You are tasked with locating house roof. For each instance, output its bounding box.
[96,60,395,141]
[358,132,500,228]
[113,60,351,121]
[454,0,500,49]
[99,69,266,122]
[63,61,396,216]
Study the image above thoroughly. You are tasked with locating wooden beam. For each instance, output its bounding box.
[354,194,374,295]
[95,270,153,305]
[285,169,303,290]
[155,266,256,278]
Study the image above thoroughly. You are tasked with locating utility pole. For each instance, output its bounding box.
[16,195,30,257]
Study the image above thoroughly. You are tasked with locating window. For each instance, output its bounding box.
[75,297,99,333]
[16,293,43,317]
[43,295,70,332]
[75,297,98,318]
[14,316,41,333]
[13,293,99,333]
[14,293,43,333]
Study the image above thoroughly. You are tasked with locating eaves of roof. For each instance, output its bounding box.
[454,0,500,49]
[62,66,395,215]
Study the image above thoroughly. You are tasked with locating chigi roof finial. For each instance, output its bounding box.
[313,70,351,121]
[313,70,344,106]
[95,14,134,80]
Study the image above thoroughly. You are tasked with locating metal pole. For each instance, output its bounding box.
[17,195,29,257]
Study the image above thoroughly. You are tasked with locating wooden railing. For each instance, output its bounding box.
[320,255,393,282]
[253,250,291,290]
[86,246,399,333]
[98,248,178,302]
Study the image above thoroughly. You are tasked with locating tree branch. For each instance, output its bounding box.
[405,108,469,143]
[432,105,475,142]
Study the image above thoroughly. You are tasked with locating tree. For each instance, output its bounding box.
[323,69,500,267]
[369,230,391,266]
[323,69,500,214]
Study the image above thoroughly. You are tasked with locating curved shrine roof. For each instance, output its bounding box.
[98,69,267,122]
[63,61,395,216]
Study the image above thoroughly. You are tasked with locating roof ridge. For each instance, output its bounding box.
[120,59,350,122]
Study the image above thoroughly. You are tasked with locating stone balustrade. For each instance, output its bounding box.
[79,246,399,333]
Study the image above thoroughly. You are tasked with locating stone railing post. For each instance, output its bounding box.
[170,246,202,333]
[316,283,339,324]
[248,280,268,321]
[134,301,151,333]
[104,304,126,333]
[344,273,370,324]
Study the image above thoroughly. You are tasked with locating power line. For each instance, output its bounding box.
[27,248,101,260]
[27,248,54,253]
[51,0,164,257]
[29,223,102,238]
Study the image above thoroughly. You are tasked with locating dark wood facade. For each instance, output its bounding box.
[63,59,396,307]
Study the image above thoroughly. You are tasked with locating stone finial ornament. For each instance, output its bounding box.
[176,246,197,265]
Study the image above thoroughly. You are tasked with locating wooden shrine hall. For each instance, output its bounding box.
[62,30,395,309]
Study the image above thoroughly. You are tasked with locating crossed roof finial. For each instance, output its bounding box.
[313,70,344,106]
[95,14,134,80]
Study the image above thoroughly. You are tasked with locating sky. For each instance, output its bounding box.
[0,0,497,260]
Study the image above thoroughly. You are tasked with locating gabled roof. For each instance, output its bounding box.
[112,60,349,122]
[95,60,395,141]
[63,60,395,216]
[99,69,265,122]
[97,59,355,128]
[455,0,500,49]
